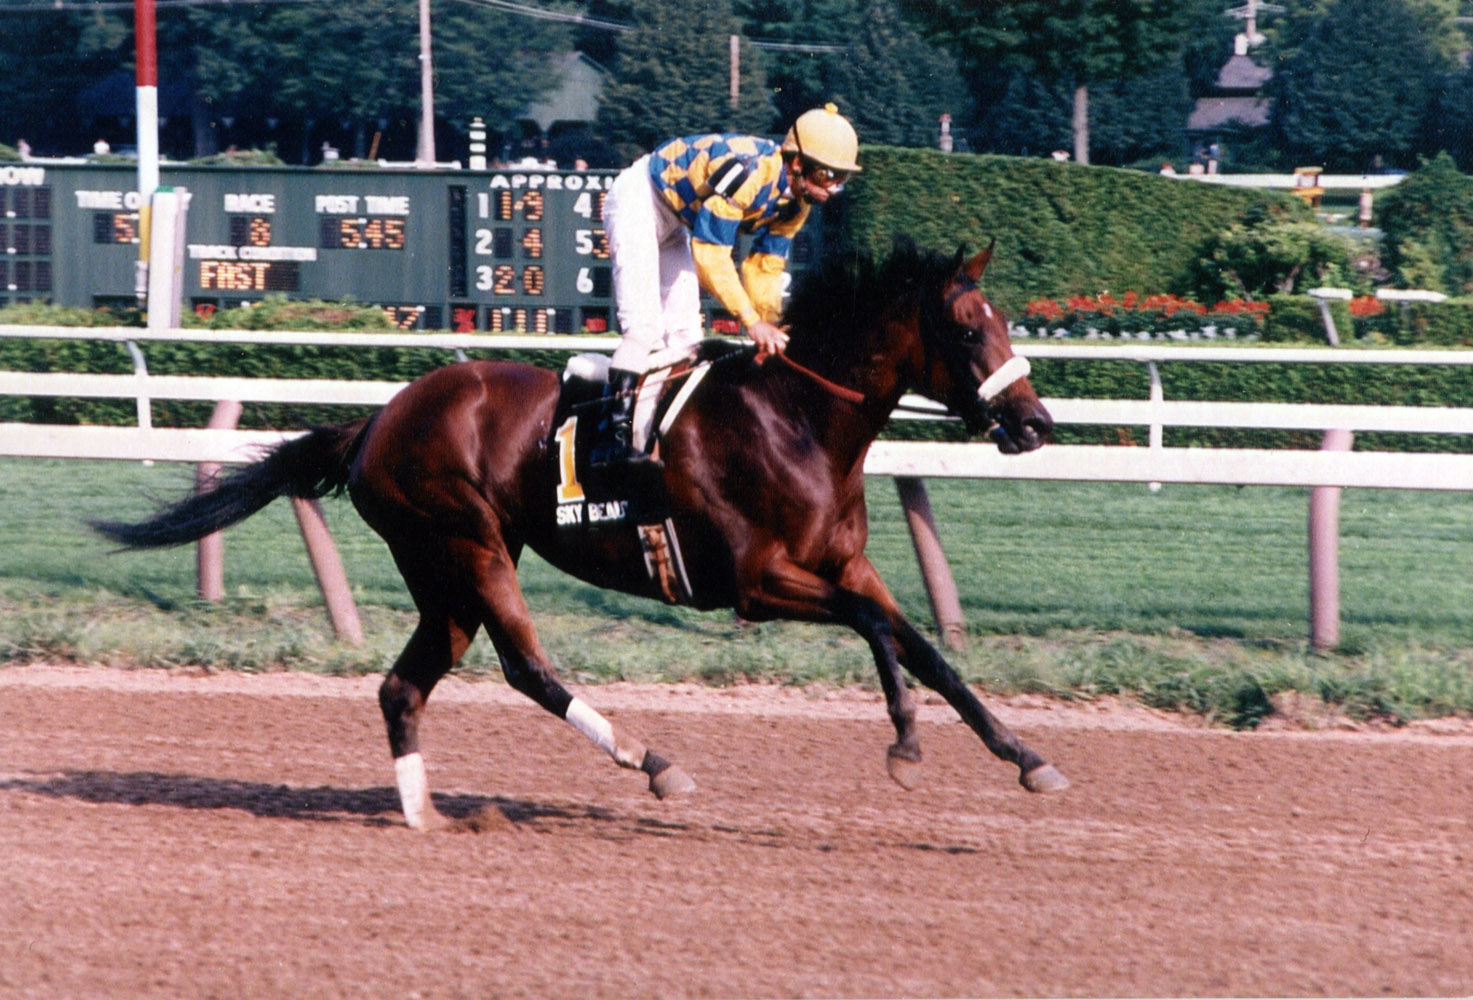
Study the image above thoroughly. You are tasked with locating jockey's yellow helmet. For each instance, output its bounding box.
[782,103,862,173]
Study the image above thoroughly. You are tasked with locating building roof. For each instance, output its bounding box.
[1215,53,1273,92]
[520,52,608,132]
[1187,96,1272,132]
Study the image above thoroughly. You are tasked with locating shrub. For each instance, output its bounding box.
[1352,297,1473,346]
[1186,213,1358,300]
[187,147,286,167]
[1378,152,1473,297]
[184,296,394,332]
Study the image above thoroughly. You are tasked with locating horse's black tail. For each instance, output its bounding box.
[89,417,374,550]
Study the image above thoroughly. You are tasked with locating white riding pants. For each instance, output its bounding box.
[603,155,704,373]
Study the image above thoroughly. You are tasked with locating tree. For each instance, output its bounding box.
[0,2,567,161]
[1429,64,1473,171]
[1378,152,1473,295]
[0,9,131,156]
[821,0,968,148]
[733,0,863,126]
[262,1,568,160]
[1086,64,1193,167]
[1266,0,1456,171]
[977,73,1072,158]
[597,0,772,155]
[982,63,1190,165]
[907,0,1196,164]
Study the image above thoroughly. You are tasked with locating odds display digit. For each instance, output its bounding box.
[469,172,613,334]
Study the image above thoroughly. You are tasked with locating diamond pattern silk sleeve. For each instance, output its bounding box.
[647,133,810,328]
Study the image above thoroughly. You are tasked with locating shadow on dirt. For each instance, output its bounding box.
[0,769,576,828]
[2,769,989,854]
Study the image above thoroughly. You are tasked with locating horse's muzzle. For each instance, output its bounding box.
[987,396,1053,454]
[990,411,1051,454]
[970,356,1051,453]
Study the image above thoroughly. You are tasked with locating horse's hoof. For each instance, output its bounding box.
[1020,763,1069,794]
[649,764,697,799]
[886,744,923,790]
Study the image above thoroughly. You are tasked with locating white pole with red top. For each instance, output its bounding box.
[134,0,160,304]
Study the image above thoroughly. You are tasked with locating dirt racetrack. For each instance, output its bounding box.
[1,665,1469,999]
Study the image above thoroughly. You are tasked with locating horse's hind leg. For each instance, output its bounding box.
[380,608,477,830]
[456,536,697,800]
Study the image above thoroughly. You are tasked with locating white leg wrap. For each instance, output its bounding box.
[394,752,430,829]
[565,697,617,758]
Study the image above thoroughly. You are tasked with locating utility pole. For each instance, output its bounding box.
[1226,0,1282,49]
[729,35,740,110]
[416,0,436,167]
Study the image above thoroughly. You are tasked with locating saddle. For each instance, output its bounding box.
[544,346,722,604]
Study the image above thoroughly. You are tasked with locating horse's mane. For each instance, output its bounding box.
[782,236,960,362]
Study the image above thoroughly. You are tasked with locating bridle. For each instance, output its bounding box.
[770,266,1034,423]
[932,272,1031,432]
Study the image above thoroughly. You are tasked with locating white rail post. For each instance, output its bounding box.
[1147,359,1163,492]
[1309,428,1353,651]
[145,186,189,332]
[1308,287,1352,347]
[123,340,152,432]
[195,399,243,602]
[894,477,968,651]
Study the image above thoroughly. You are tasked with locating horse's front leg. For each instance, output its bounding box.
[892,618,1067,792]
[744,557,924,790]
[842,558,1069,795]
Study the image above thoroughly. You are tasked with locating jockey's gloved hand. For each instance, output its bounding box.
[748,320,789,358]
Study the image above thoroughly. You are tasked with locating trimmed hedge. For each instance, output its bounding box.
[832,146,1308,314]
[0,299,569,429]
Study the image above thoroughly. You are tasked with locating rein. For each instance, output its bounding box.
[769,350,866,405]
[561,343,866,416]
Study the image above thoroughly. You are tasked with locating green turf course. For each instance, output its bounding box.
[1,457,1469,727]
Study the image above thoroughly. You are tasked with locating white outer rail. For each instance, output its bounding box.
[3,326,1471,650]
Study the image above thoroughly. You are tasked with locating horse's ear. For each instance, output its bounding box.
[963,238,996,281]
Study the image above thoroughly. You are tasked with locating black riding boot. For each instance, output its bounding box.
[589,367,643,470]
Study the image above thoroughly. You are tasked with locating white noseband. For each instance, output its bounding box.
[977,355,1031,403]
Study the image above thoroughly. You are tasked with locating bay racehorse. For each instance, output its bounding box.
[92,237,1068,830]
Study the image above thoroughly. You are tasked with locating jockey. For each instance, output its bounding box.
[590,103,862,471]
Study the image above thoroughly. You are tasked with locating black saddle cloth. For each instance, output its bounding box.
[543,342,750,533]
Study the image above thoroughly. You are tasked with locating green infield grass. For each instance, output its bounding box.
[1,457,1469,727]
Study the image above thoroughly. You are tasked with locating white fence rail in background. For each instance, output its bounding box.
[2,326,1471,650]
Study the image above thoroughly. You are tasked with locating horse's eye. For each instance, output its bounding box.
[959,328,982,345]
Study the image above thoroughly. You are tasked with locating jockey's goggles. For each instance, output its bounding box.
[801,159,850,193]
